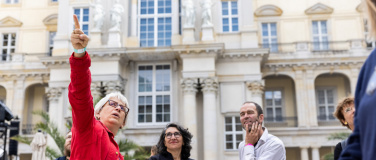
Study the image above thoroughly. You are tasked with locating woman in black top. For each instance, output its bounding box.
[333,97,355,160]
[149,123,193,160]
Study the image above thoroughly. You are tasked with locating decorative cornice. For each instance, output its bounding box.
[46,87,63,102]
[305,3,334,15]
[181,78,198,94]
[219,48,269,62]
[40,55,70,68]
[0,72,49,81]
[174,43,224,55]
[254,5,283,17]
[201,77,218,93]
[0,16,23,27]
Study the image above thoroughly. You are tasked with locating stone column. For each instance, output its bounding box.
[247,80,264,105]
[181,78,198,159]
[202,78,218,160]
[46,87,64,132]
[294,70,308,127]
[306,71,318,127]
[53,0,70,56]
[311,146,320,160]
[13,78,25,119]
[300,146,309,160]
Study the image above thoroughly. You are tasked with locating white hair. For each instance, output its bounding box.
[94,92,129,121]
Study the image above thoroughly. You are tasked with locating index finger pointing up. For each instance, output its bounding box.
[73,14,80,30]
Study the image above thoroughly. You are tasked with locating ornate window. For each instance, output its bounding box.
[221,1,238,32]
[1,33,16,62]
[74,8,90,35]
[49,32,56,56]
[264,90,283,121]
[138,0,172,47]
[316,87,336,121]
[364,19,375,48]
[224,116,242,150]
[261,23,278,52]
[312,20,329,50]
[137,64,171,124]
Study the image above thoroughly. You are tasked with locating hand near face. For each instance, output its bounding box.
[71,15,89,55]
[245,122,262,146]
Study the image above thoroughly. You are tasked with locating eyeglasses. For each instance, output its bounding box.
[107,100,129,113]
[165,132,181,139]
[344,106,354,113]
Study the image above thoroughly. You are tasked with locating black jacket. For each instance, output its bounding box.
[149,152,193,160]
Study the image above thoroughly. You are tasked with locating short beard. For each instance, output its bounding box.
[242,117,259,131]
[64,148,71,157]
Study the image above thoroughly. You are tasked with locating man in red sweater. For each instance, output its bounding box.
[68,15,128,160]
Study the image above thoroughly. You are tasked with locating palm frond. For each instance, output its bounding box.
[328,132,350,140]
[46,146,61,159]
[118,139,142,152]
[10,135,31,145]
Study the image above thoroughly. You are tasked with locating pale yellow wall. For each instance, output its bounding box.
[315,76,349,101]
[217,61,261,75]
[183,57,216,72]
[286,148,300,160]
[91,61,120,75]
[22,85,45,125]
[254,0,364,44]
[0,0,58,54]
[220,82,245,113]
[265,76,296,117]
[0,86,5,101]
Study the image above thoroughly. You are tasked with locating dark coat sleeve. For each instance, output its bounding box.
[334,142,342,160]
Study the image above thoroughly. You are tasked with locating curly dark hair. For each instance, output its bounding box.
[156,123,193,159]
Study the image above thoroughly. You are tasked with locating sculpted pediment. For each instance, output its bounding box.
[43,14,58,25]
[254,5,283,17]
[305,3,333,15]
[0,16,22,27]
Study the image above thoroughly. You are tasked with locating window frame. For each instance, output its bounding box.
[4,0,19,4]
[364,19,375,48]
[1,33,17,62]
[312,20,329,51]
[73,7,90,35]
[224,116,243,151]
[136,62,173,125]
[138,0,173,47]
[48,31,56,56]
[261,22,279,53]
[264,88,284,122]
[221,1,239,33]
[316,86,337,121]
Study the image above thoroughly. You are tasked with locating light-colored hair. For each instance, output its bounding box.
[94,92,129,122]
[365,0,376,38]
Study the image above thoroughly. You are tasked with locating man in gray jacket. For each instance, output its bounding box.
[238,101,286,160]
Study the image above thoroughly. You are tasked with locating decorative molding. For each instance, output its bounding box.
[254,5,283,17]
[305,3,333,15]
[0,72,49,81]
[0,16,22,27]
[356,3,364,12]
[201,77,218,93]
[247,81,264,96]
[181,78,198,94]
[219,48,269,62]
[46,87,63,102]
[43,14,58,25]
[40,56,70,68]
[91,81,103,100]
[103,79,126,95]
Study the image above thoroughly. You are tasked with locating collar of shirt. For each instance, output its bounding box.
[98,120,115,138]
[256,127,269,148]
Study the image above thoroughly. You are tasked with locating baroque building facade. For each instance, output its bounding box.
[0,0,370,160]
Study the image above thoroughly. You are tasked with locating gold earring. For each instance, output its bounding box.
[344,122,348,125]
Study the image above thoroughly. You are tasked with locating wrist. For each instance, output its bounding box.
[74,47,86,54]
[245,143,253,147]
